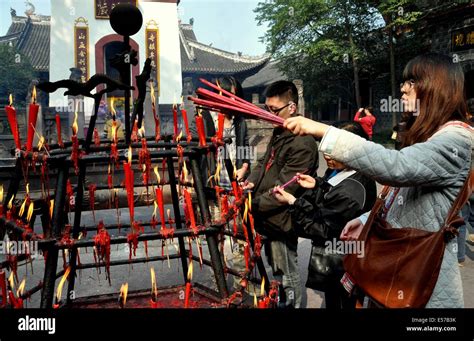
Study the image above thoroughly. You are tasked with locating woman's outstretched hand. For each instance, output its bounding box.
[340,218,364,241]
[273,186,296,205]
[296,174,316,189]
[283,116,330,138]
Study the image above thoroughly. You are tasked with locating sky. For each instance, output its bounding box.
[0,0,268,56]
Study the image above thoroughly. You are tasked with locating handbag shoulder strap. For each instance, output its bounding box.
[444,171,473,227]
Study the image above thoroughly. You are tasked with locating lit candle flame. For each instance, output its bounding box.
[26,201,34,223]
[166,208,171,221]
[26,183,29,196]
[153,166,160,184]
[243,199,248,222]
[248,192,252,212]
[119,283,128,307]
[49,199,54,219]
[138,126,145,138]
[153,200,158,219]
[72,110,78,135]
[108,164,111,175]
[32,86,37,104]
[176,130,183,142]
[150,268,158,299]
[214,161,221,184]
[19,198,27,217]
[8,272,15,290]
[0,185,3,203]
[142,164,146,173]
[260,277,265,297]
[150,83,156,107]
[182,161,188,182]
[8,94,13,106]
[254,292,258,308]
[233,161,237,180]
[187,261,193,281]
[111,122,117,142]
[16,278,26,297]
[8,195,14,210]
[56,267,71,304]
[37,136,45,151]
[110,98,116,117]
[128,146,132,165]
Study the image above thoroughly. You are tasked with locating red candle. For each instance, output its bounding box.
[183,189,196,231]
[155,188,166,230]
[180,100,191,143]
[232,181,241,200]
[195,113,206,147]
[26,86,39,151]
[55,113,63,147]
[5,94,21,150]
[258,277,267,309]
[217,113,225,141]
[184,262,193,308]
[123,146,134,222]
[0,271,6,308]
[173,104,179,141]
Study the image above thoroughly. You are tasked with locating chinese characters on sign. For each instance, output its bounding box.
[451,26,474,52]
[146,21,160,96]
[74,18,89,82]
[95,0,137,19]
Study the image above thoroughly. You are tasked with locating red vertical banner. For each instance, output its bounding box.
[146,21,160,96]
[74,17,89,83]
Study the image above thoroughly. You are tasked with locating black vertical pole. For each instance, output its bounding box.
[165,142,188,282]
[40,159,69,308]
[123,36,131,145]
[4,158,22,207]
[190,156,228,298]
[66,162,86,305]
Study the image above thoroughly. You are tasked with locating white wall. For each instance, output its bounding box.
[49,0,182,108]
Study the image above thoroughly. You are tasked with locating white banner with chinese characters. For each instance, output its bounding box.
[74,17,89,83]
[146,20,160,96]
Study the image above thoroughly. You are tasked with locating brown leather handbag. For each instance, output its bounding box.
[343,171,473,308]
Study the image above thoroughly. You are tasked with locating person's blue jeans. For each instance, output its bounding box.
[266,238,302,308]
[457,204,470,262]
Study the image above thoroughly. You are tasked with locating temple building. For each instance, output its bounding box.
[0,1,270,156]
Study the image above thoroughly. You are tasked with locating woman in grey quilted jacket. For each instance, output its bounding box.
[283,53,473,308]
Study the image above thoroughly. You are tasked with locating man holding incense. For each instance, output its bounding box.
[244,81,319,308]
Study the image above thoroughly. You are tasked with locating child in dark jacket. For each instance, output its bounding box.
[274,122,376,309]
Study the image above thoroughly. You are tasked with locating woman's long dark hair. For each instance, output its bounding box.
[402,53,469,147]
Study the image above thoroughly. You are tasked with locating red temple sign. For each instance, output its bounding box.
[95,0,137,19]
[74,18,89,82]
[146,20,160,96]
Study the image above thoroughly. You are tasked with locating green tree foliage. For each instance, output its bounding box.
[0,44,35,103]
[254,0,426,119]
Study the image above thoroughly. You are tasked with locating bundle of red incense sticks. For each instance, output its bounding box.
[188,78,284,126]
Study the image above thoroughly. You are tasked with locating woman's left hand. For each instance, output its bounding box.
[273,186,296,205]
[283,116,330,138]
[235,167,247,181]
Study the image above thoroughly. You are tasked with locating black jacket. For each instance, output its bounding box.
[248,128,319,241]
[194,110,251,188]
[289,168,376,290]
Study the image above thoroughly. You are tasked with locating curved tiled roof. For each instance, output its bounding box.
[2,15,50,72]
[0,14,268,76]
[179,24,270,74]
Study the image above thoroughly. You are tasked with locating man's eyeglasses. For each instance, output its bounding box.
[400,79,415,91]
[265,103,291,115]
